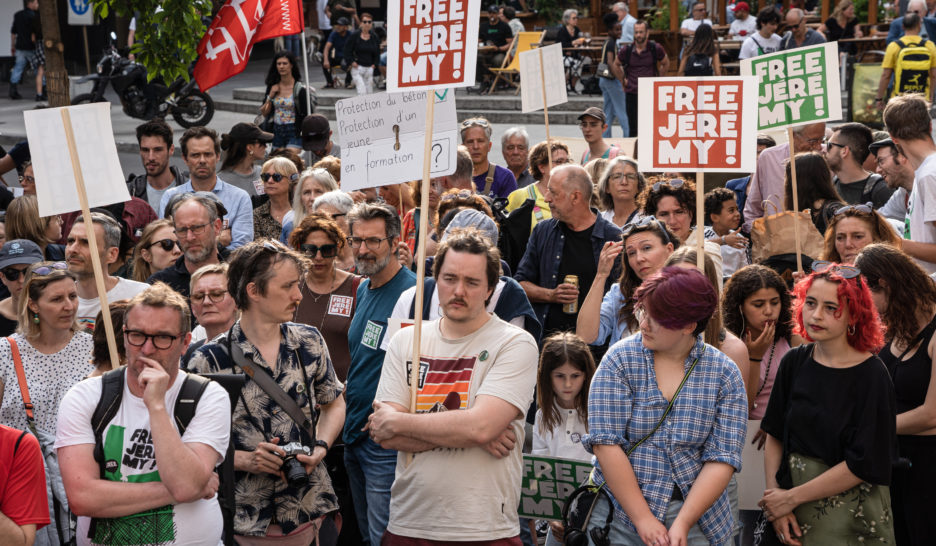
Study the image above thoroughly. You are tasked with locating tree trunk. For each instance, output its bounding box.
[39,0,69,107]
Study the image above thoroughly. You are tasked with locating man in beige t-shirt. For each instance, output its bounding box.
[368,229,538,544]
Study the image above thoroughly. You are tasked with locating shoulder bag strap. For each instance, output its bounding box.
[528,185,544,222]
[8,337,36,432]
[486,163,496,193]
[225,329,316,441]
[625,346,705,456]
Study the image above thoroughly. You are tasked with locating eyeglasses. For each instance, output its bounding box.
[260,172,299,183]
[347,236,391,250]
[18,175,35,184]
[652,179,686,192]
[834,202,873,216]
[174,222,210,237]
[621,215,672,245]
[301,243,339,258]
[803,137,823,147]
[441,189,474,202]
[190,289,228,304]
[148,238,181,252]
[361,19,373,24]
[610,172,639,182]
[876,151,896,164]
[1,266,28,281]
[811,260,862,279]
[32,262,68,276]
[460,118,490,129]
[124,329,182,350]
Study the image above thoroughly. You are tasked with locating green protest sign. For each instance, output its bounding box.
[740,42,842,130]
[518,455,593,521]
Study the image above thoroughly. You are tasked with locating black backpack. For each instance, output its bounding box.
[684,53,714,76]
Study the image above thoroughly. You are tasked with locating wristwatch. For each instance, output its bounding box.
[314,439,330,452]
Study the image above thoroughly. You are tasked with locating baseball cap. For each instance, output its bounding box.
[0,239,43,270]
[578,107,607,124]
[487,4,500,13]
[733,2,750,12]
[225,122,273,144]
[301,114,331,152]
[336,16,351,26]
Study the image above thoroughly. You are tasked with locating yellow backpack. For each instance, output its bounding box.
[894,37,933,97]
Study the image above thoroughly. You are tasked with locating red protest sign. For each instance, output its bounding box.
[386,0,481,92]
[637,77,758,173]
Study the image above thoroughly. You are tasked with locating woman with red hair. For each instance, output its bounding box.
[758,261,896,545]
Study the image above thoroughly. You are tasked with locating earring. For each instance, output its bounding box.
[848,324,856,336]
[32,313,39,324]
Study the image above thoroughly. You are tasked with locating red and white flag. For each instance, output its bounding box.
[194,0,304,92]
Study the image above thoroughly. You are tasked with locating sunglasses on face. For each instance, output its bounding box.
[811,260,861,279]
[1,266,28,282]
[834,202,873,216]
[148,238,181,252]
[301,243,339,258]
[260,172,299,183]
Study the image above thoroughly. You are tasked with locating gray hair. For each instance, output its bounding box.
[311,190,355,214]
[612,2,628,12]
[501,127,530,149]
[292,167,338,225]
[167,192,221,223]
[460,117,492,142]
[562,9,578,24]
[597,156,645,211]
[72,211,122,249]
[347,202,401,240]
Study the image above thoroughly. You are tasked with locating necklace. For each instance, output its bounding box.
[752,340,776,410]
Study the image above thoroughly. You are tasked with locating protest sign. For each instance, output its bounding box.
[740,42,842,130]
[24,103,131,217]
[518,455,593,521]
[519,44,568,114]
[637,77,758,173]
[386,0,480,92]
[337,90,458,191]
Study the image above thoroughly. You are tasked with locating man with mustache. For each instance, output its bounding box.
[343,202,416,546]
[367,228,538,544]
[127,120,187,213]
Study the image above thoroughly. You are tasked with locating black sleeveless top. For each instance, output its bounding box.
[880,315,936,415]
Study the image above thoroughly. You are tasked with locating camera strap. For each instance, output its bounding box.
[223,327,316,443]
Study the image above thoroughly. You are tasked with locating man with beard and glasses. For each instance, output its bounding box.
[343,203,416,546]
[873,138,917,227]
[127,120,187,213]
[149,193,228,298]
[826,123,894,208]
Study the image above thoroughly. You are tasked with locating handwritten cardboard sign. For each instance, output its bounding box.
[337,90,458,190]
[386,0,481,92]
[740,42,842,130]
[518,455,593,521]
[24,103,131,217]
[519,43,568,113]
[637,77,758,173]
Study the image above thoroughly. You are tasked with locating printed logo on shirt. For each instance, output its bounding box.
[328,294,354,317]
[361,320,384,350]
[408,355,477,412]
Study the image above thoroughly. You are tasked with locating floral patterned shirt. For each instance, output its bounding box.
[184,321,343,536]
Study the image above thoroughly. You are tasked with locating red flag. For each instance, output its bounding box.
[194,0,305,92]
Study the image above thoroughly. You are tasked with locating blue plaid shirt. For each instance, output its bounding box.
[582,334,747,544]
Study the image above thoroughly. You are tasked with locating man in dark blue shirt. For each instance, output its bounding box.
[322,17,352,88]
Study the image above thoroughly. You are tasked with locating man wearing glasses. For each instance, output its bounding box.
[871,138,917,227]
[826,123,894,208]
[343,203,416,546]
[680,1,712,38]
[149,193,227,299]
[780,8,826,50]
[742,122,825,233]
[56,283,230,546]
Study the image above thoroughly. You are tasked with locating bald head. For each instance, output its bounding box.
[554,164,593,201]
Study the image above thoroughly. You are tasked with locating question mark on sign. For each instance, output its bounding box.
[393,125,401,151]
[431,143,443,167]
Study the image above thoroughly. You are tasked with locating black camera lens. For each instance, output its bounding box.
[282,455,308,488]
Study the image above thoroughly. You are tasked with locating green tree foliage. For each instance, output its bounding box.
[91,0,214,83]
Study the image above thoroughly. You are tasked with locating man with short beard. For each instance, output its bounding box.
[872,138,916,226]
[148,193,227,298]
[342,203,416,546]
[127,120,187,212]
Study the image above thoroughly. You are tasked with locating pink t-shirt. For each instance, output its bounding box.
[750,336,791,420]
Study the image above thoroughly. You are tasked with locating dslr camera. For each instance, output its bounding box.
[280,442,311,488]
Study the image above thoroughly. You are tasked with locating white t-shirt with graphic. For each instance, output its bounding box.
[77,278,150,330]
[376,315,538,541]
[55,370,231,546]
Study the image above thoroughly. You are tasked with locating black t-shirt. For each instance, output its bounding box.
[0,313,17,338]
[344,31,381,67]
[479,20,512,47]
[11,8,37,51]
[543,222,596,335]
[761,344,898,487]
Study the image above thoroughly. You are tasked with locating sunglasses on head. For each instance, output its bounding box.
[621,215,672,244]
[811,260,861,279]
[32,262,68,276]
[148,238,180,252]
[460,118,490,129]
[834,202,873,216]
[260,172,299,183]
[651,179,686,192]
[441,189,474,202]
[301,243,339,258]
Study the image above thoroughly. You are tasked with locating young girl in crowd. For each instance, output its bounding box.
[759,261,896,544]
[722,264,801,542]
[856,244,936,544]
[532,332,596,546]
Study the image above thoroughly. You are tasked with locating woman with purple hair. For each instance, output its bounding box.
[582,266,748,545]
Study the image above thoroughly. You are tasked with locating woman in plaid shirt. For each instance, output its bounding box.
[582,266,747,545]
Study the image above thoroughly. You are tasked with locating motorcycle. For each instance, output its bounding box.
[73,34,214,128]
